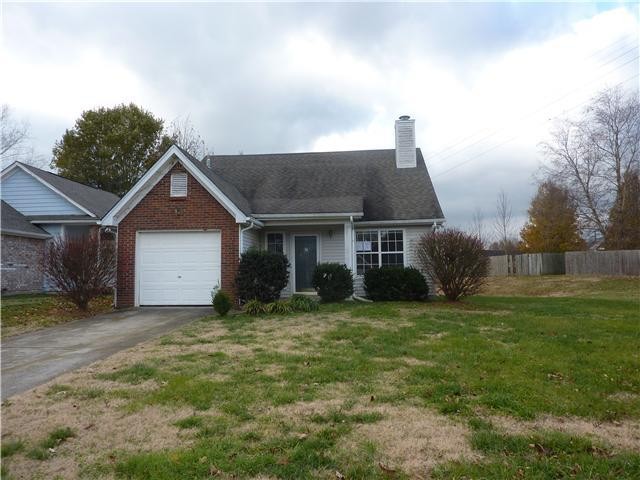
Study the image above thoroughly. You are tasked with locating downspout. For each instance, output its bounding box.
[239,219,258,257]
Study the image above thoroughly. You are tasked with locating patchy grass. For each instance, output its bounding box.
[0,293,112,337]
[482,274,639,300]
[1,277,639,479]
[26,427,75,461]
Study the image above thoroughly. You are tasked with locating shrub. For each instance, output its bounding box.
[265,300,293,315]
[364,266,429,301]
[415,228,489,301]
[311,263,354,302]
[212,290,231,316]
[44,232,116,310]
[289,294,319,312]
[236,249,290,303]
[244,299,267,316]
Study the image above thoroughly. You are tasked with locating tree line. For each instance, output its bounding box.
[473,86,639,252]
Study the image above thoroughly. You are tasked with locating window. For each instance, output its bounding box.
[356,229,404,275]
[267,233,284,254]
[170,172,188,197]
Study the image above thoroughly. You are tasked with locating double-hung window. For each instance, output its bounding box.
[355,229,404,275]
[266,232,284,254]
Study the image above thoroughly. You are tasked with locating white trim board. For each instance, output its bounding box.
[101,145,249,226]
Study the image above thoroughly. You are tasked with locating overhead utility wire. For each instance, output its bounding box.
[428,40,639,161]
[432,70,640,179]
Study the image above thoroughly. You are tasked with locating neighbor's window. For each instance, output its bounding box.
[356,229,404,275]
[267,233,284,254]
[170,172,188,197]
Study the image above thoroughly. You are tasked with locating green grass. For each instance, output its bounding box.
[4,277,639,479]
[1,440,24,458]
[434,420,640,479]
[0,293,112,337]
[26,427,75,461]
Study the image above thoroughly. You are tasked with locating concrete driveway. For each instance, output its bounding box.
[1,307,211,400]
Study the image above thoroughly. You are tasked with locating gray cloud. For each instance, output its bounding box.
[4,3,637,233]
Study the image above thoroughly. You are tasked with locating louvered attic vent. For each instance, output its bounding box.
[170,172,188,197]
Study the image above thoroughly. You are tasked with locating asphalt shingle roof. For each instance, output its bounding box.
[201,149,444,221]
[19,163,120,218]
[1,201,50,238]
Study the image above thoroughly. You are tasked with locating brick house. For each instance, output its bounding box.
[102,116,445,308]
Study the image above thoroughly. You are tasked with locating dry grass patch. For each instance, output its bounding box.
[344,405,480,477]
[490,414,640,453]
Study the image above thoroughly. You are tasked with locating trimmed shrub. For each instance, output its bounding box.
[289,294,320,312]
[212,290,231,316]
[265,300,293,315]
[312,263,354,302]
[415,228,489,301]
[244,299,267,316]
[364,266,429,301]
[236,249,290,303]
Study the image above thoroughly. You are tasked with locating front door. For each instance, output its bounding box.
[294,235,317,292]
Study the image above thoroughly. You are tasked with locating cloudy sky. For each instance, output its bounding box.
[2,2,638,234]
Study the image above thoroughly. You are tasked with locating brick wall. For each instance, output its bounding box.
[116,163,239,307]
[1,234,46,293]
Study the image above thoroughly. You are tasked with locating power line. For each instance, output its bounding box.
[432,71,640,179]
[428,40,639,161]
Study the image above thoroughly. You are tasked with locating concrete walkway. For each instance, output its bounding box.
[1,307,211,400]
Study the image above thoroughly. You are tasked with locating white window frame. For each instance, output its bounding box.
[265,231,285,254]
[355,229,405,276]
[170,172,188,197]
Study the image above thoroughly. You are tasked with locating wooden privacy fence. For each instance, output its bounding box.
[565,250,640,276]
[488,253,565,276]
[488,250,639,276]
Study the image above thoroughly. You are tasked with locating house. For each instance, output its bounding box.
[0,162,120,293]
[101,116,445,307]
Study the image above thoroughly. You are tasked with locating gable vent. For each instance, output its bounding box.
[170,172,188,197]
[395,115,416,168]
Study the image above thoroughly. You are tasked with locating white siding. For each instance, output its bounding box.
[1,169,84,216]
[241,227,260,253]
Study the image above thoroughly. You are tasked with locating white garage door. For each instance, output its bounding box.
[137,231,221,305]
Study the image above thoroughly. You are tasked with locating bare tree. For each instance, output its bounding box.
[493,189,514,253]
[1,104,30,162]
[541,86,640,238]
[166,115,210,159]
[470,207,488,247]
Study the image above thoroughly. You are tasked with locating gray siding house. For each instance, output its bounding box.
[0,163,119,293]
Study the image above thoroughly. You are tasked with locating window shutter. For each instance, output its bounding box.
[170,172,187,197]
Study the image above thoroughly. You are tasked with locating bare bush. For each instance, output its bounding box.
[416,228,489,301]
[45,232,116,310]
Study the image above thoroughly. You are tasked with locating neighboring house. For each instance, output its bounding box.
[0,162,120,293]
[102,116,445,307]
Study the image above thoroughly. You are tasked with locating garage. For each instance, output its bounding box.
[137,231,221,306]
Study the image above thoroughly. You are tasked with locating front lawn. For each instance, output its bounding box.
[1,293,113,338]
[1,277,639,479]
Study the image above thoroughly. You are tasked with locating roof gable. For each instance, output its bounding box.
[101,145,250,225]
[0,167,86,216]
[0,162,120,218]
